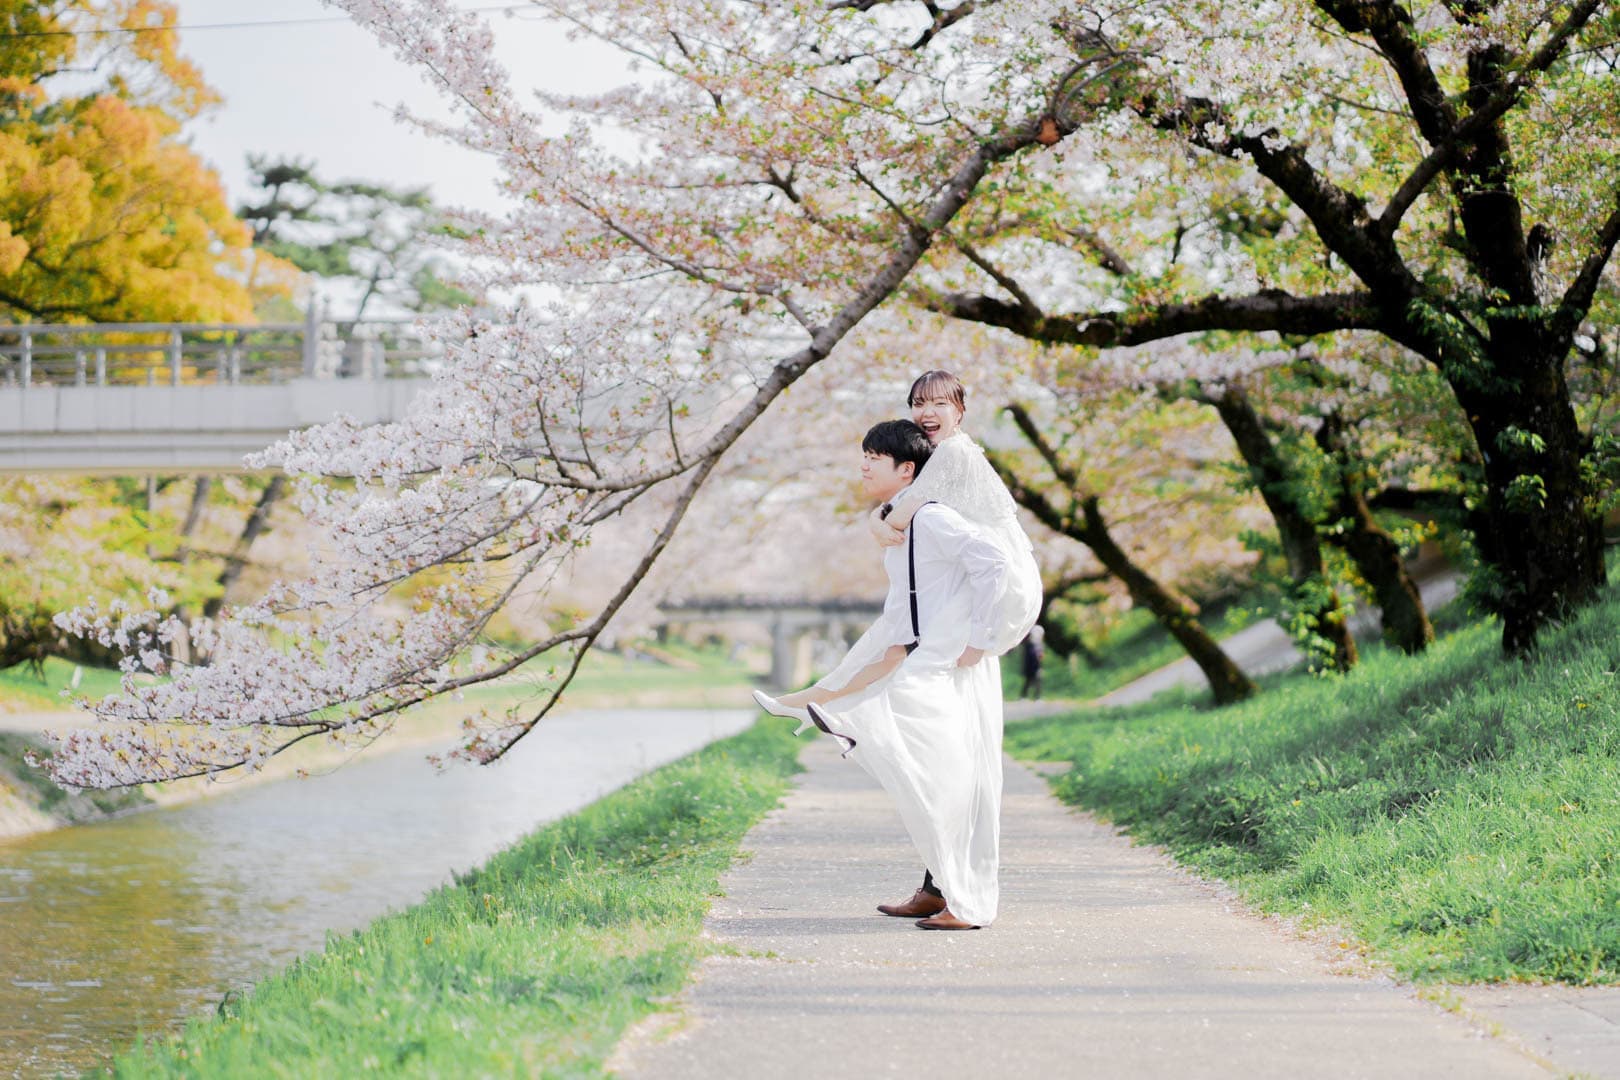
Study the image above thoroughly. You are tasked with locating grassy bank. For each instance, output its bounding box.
[1005,587,1620,984]
[557,639,754,709]
[0,643,754,718]
[101,721,801,1077]
[0,656,126,712]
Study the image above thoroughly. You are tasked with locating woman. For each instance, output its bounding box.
[869,369,1041,654]
[755,369,1041,718]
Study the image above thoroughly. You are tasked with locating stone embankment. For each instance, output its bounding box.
[0,702,511,841]
[0,717,151,840]
[0,768,55,838]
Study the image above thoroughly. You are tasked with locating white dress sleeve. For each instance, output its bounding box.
[886,432,1020,529]
[915,504,1010,650]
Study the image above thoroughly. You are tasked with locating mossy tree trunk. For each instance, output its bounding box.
[998,404,1257,704]
[1208,387,1358,673]
[1315,411,1434,654]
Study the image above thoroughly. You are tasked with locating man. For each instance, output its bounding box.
[1020,623,1046,700]
[807,419,1011,931]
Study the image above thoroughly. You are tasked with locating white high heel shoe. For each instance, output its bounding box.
[751,689,813,736]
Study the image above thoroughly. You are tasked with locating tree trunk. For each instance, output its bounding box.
[1036,569,1109,663]
[1210,387,1357,672]
[1454,350,1606,654]
[204,477,285,620]
[1314,413,1433,653]
[1075,496,1257,703]
[993,406,1256,704]
[176,475,212,561]
[180,476,211,538]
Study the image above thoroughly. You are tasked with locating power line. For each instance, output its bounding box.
[0,5,534,39]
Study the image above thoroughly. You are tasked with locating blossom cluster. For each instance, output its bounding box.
[47,0,1618,785]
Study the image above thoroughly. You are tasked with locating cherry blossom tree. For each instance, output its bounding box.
[991,394,1264,702]
[920,0,1620,655]
[43,0,1620,787]
[46,0,1095,787]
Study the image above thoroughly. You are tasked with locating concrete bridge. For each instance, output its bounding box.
[658,595,883,689]
[0,310,432,473]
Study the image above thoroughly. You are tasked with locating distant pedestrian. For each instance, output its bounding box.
[1020,624,1045,700]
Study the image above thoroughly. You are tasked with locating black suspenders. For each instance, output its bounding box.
[905,502,935,654]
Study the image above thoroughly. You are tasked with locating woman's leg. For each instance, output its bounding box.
[778,644,908,708]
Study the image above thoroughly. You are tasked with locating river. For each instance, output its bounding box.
[0,707,754,1078]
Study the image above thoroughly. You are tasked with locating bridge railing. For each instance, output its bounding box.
[0,309,441,389]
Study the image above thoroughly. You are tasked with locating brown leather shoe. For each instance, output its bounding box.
[876,888,947,918]
[916,907,980,930]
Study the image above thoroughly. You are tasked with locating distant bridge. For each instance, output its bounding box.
[0,310,433,473]
[658,594,884,689]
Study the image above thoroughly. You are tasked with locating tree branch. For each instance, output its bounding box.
[827,0,989,51]
[1005,401,1083,492]
[557,99,1086,496]
[1312,0,1457,146]
[943,230,1042,319]
[468,450,724,764]
[931,287,1385,348]
[1064,224,1133,276]
[986,443,1078,537]
[1553,191,1620,346]
[1150,94,1419,297]
[1376,0,1605,235]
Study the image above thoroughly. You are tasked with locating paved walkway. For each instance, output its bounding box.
[612,736,1550,1079]
[0,709,86,734]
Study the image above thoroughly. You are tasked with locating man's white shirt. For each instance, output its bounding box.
[878,500,1010,662]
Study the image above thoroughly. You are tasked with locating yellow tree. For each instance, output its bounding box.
[0,1,254,323]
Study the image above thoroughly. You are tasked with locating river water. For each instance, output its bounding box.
[0,707,754,1078]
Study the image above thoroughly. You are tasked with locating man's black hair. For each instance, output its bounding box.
[862,419,934,473]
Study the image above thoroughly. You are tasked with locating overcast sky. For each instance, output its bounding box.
[171,2,631,214]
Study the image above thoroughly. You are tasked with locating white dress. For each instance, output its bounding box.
[815,502,1011,926]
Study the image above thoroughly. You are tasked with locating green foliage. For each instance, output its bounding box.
[99,721,802,1077]
[1279,574,1352,674]
[0,475,291,672]
[1503,473,1547,512]
[1580,432,1620,515]
[1495,427,1547,458]
[238,156,476,321]
[1005,587,1620,983]
[1405,298,1503,393]
[0,477,218,671]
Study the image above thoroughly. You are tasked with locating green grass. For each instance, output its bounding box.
[0,643,754,717]
[100,721,802,1078]
[1005,587,1620,984]
[0,656,127,712]
[556,639,754,708]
